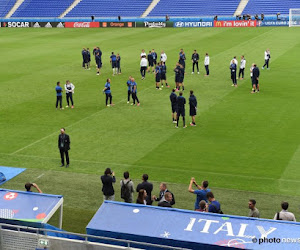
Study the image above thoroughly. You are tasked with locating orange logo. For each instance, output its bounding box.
[215,21,222,27]
[102,22,107,28]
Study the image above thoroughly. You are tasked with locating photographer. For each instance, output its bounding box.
[188,177,210,210]
[25,182,43,193]
[101,168,116,201]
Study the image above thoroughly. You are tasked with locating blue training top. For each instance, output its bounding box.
[56,86,62,96]
[104,82,111,94]
[110,55,116,62]
[131,81,137,93]
[127,80,131,91]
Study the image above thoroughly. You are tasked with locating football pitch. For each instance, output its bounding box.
[1,27,300,233]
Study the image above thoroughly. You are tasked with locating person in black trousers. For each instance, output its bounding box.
[191,50,199,74]
[55,82,63,110]
[230,60,237,87]
[189,90,197,126]
[176,92,187,128]
[101,168,116,200]
[58,128,70,168]
[251,64,260,93]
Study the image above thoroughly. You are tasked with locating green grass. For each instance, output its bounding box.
[1,27,300,233]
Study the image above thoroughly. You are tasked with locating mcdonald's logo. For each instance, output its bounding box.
[215,21,222,27]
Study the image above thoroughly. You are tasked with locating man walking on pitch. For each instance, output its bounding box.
[131,78,140,106]
[155,62,162,90]
[176,92,187,128]
[65,80,75,109]
[191,50,199,74]
[140,55,147,80]
[147,50,153,73]
[239,55,246,79]
[204,53,210,76]
[189,90,197,126]
[95,51,102,75]
[170,89,177,123]
[86,48,91,70]
[103,78,113,106]
[81,48,87,68]
[262,49,271,70]
[55,81,63,110]
[251,64,260,93]
[110,52,117,76]
[58,128,70,168]
[230,60,237,87]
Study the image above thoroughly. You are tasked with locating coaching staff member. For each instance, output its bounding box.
[251,64,260,93]
[191,50,199,74]
[136,174,153,205]
[189,90,197,126]
[176,92,187,128]
[58,128,70,168]
[170,89,177,123]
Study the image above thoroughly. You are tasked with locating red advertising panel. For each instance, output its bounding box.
[65,22,100,28]
[214,20,257,27]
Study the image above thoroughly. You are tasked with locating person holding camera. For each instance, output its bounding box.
[101,168,116,201]
[25,182,43,193]
[188,177,210,210]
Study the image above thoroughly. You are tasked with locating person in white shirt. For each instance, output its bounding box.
[160,50,167,63]
[140,55,148,80]
[274,201,296,222]
[204,53,210,76]
[140,49,146,59]
[239,55,246,79]
[64,80,75,108]
[262,49,270,69]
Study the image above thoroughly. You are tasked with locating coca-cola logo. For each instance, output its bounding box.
[74,22,90,28]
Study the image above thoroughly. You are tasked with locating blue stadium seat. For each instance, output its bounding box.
[12,0,74,17]
[66,0,152,17]
[148,0,240,17]
[243,0,300,15]
[0,0,16,17]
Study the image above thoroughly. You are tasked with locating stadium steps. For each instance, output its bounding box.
[141,0,161,18]
[5,0,25,18]
[234,0,249,16]
[59,0,82,18]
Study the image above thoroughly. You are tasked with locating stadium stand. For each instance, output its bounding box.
[66,0,152,17]
[0,0,16,17]
[148,0,241,17]
[243,0,300,15]
[12,0,74,17]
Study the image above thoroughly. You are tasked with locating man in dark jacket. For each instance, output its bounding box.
[58,128,70,168]
[230,60,237,87]
[189,90,197,126]
[101,168,116,200]
[191,50,199,74]
[158,192,173,208]
[251,64,260,93]
[136,174,153,205]
[170,89,177,123]
[152,183,175,206]
[176,92,187,128]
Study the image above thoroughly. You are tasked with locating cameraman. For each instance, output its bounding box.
[25,183,43,193]
[188,177,210,210]
[101,168,116,201]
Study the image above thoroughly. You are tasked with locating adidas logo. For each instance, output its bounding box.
[33,22,40,28]
[57,22,64,28]
[45,22,52,28]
